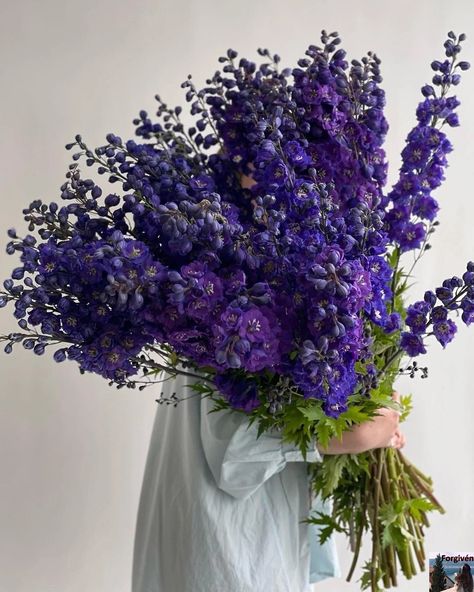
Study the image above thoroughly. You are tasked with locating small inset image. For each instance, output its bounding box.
[429,553,474,591]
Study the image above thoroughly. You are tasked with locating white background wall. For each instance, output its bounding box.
[0,1,473,591]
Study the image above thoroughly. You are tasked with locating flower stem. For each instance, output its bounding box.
[380,459,398,586]
[346,474,367,582]
[370,448,384,592]
[397,451,445,512]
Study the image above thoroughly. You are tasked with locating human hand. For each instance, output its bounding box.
[318,391,406,455]
[371,390,405,449]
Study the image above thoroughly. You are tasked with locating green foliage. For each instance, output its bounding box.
[399,394,413,422]
[308,445,443,590]
[380,500,414,549]
[309,511,347,544]
[360,561,384,592]
[189,382,213,396]
[318,455,353,498]
[408,497,437,520]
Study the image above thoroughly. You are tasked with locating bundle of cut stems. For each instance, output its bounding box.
[343,448,444,591]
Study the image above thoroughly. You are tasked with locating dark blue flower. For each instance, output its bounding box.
[433,319,457,347]
[214,373,260,412]
[398,223,426,252]
[412,195,439,221]
[405,302,430,334]
[400,332,427,356]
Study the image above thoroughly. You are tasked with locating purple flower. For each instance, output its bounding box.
[119,240,150,264]
[283,141,310,167]
[214,373,260,412]
[238,308,272,343]
[412,195,439,221]
[322,364,356,418]
[199,272,223,302]
[398,222,426,252]
[400,332,427,357]
[433,319,457,347]
[424,290,437,307]
[430,306,448,323]
[405,302,430,334]
[291,180,318,204]
[264,159,289,187]
[189,174,215,192]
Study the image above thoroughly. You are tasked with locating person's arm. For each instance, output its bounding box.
[201,386,405,498]
[318,391,405,455]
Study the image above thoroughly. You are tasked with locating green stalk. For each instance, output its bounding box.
[377,468,390,589]
[386,449,413,579]
[395,455,427,572]
[397,452,445,512]
[382,551,392,589]
[400,484,425,570]
[407,540,417,577]
[389,246,400,314]
[400,469,431,528]
[346,474,367,582]
[370,449,385,592]
[379,459,398,587]
[381,454,398,587]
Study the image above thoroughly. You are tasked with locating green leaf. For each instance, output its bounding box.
[189,382,212,395]
[382,523,409,549]
[407,497,437,521]
[332,417,347,439]
[299,402,325,422]
[360,561,384,591]
[355,360,368,375]
[339,405,369,424]
[399,393,413,422]
[379,501,401,527]
[319,455,350,498]
[388,246,400,269]
[169,350,179,366]
[307,510,347,544]
[351,453,371,477]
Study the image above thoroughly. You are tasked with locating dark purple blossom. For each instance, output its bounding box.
[400,332,427,356]
[405,303,430,334]
[433,319,457,347]
[214,373,260,412]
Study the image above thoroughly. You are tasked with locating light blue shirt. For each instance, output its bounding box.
[132,371,341,592]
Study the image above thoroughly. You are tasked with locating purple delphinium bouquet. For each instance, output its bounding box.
[1,30,472,590]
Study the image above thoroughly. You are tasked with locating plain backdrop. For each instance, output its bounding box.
[0,1,473,591]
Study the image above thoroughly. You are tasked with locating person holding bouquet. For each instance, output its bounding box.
[1,29,470,592]
[131,372,405,592]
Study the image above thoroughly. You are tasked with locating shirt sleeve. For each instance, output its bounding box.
[200,394,322,500]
